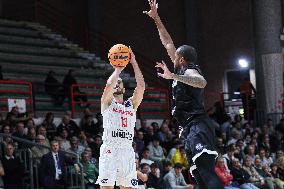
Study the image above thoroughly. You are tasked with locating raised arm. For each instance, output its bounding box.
[129,47,145,111]
[101,67,124,112]
[155,61,207,88]
[143,0,176,63]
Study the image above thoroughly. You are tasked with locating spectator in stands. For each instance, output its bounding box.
[258,148,273,167]
[27,126,37,142]
[162,161,173,177]
[57,114,80,137]
[227,129,242,146]
[25,118,35,128]
[242,156,265,188]
[136,159,148,189]
[78,131,88,147]
[79,109,92,126]
[0,159,4,189]
[157,123,170,144]
[270,163,284,189]
[76,152,99,189]
[12,122,27,148]
[254,157,275,189]
[41,112,57,140]
[6,106,30,125]
[220,115,232,136]
[147,162,164,189]
[89,135,102,161]
[135,131,145,155]
[59,129,71,151]
[273,148,284,162]
[31,135,50,164]
[44,70,65,106]
[147,137,165,162]
[277,157,284,183]
[12,121,26,139]
[138,163,150,188]
[40,140,75,189]
[167,140,183,160]
[266,119,275,136]
[67,136,85,156]
[63,69,88,106]
[216,137,226,154]
[163,163,192,189]
[230,159,259,189]
[0,125,11,154]
[246,145,257,163]
[222,144,238,171]
[81,114,99,138]
[37,125,50,147]
[53,136,64,149]
[159,124,174,152]
[144,125,155,146]
[93,113,103,135]
[1,124,10,135]
[84,147,97,165]
[140,148,154,165]
[0,128,12,158]
[170,146,189,171]
[139,119,148,135]
[260,134,272,152]
[215,157,238,189]
[1,143,24,189]
[231,122,244,139]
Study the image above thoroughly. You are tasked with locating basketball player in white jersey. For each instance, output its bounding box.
[96,48,145,189]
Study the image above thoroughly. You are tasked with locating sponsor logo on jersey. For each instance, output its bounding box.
[113,108,133,116]
[131,179,138,186]
[101,179,108,183]
[106,149,111,154]
[125,100,131,107]
[195,143,204,151]
[111,129,133,140]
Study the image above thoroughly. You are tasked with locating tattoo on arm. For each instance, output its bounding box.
[172,73,207,88]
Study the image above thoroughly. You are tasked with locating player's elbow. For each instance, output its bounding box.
[201,79,207,88]
[137,82,146,90]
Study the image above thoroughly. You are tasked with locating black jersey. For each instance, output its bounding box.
[172,64,206,126]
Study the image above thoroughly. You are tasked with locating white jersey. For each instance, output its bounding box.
[102,98,136,147]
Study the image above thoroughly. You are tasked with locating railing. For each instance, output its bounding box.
[0,133,85,189]
[220,92,256,121]
[0,79,33,113]
[71,84,171,119]
[71,83,104,117]
[139,88,171,119]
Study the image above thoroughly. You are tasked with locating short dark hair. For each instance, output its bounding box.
[174,163,182,169]
[176,45,197,63]
[150,162,158,169]
[140,163,150,169]
[163,160,172,167]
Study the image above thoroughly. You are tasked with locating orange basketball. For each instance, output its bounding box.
[108,44,131,67]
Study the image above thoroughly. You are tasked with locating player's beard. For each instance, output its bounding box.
[113,90,124,96]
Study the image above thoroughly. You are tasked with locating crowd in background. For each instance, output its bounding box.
[0,105,284,189]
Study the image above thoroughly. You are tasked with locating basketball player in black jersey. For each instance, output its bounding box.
[144,1,224,189]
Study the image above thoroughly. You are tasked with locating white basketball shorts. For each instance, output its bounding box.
[96,143,138,188]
